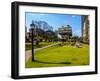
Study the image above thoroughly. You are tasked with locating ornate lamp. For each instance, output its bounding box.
[30,21,35,62]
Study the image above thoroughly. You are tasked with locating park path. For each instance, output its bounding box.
[25,42,59,62]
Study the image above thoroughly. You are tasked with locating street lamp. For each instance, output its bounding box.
[30,21,35,62]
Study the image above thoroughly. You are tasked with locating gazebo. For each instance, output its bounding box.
[58,25,72,42]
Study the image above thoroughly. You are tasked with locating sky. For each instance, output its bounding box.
[25,12,82,37]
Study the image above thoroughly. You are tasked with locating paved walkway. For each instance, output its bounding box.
[25,43,59,62]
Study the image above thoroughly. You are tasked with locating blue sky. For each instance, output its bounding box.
[25,12,82,37]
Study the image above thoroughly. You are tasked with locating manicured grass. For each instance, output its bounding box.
[25,44,89,68]
[25,42,54,50]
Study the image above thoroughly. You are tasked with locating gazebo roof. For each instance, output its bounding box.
[58,25,72,34]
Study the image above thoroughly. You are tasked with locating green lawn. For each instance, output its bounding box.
[25,44,89,68]
[25,42,54,50]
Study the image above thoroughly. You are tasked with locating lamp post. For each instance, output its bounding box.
[30,21,35,62]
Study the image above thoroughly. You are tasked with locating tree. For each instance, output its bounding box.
[72,36,80,42]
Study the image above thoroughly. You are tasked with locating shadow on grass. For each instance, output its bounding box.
[81,63,89,65]
[33,60,72,64]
